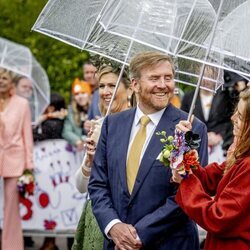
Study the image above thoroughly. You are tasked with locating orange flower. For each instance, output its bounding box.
[183,150,199,171]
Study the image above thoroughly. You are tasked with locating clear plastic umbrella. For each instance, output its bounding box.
[97,0,227,90]
[98,0,250,83]
[97,0,250,118]
[208,0,250,79]
[33,0,249,116]
[0,37,50,124]
[33,0,223,92]
[32,0,110,50]
[33,0,222,90]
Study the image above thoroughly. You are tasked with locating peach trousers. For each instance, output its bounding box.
[2,177,23,250]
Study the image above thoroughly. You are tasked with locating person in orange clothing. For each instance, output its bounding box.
[172,87,250,250]
[0,68,34,250]
[62,80,92,151]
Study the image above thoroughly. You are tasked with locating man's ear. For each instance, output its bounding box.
[131,78,139,93]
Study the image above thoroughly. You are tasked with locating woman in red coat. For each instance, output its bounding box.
[172,88,250,250]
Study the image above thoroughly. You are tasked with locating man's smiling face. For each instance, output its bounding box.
[133,61,175,114]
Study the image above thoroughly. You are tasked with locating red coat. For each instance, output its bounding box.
[175,157,250,250]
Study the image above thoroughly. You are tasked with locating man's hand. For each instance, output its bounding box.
[109,223,142,250]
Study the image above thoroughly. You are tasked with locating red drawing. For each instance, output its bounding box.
[44,219,57,230]
[20,197,33,220]
[39,192,50,208]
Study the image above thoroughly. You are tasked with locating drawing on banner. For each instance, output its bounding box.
[0,139,86,231]
[61,208,78,226]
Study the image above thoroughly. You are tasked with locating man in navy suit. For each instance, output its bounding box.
[89,51,208,250]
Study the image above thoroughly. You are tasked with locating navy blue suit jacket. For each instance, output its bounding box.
[89,104,208,250]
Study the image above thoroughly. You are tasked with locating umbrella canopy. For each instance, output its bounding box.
[99,0,215,61]
[97,0,225,91]
[94,0,250,118]
[99,0,250,85]
[209,0,250,80]
[33,0,224,92]
[32,0,109,49]
[0,37,50,124]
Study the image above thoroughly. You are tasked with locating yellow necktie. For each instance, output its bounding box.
[127,115,151,194]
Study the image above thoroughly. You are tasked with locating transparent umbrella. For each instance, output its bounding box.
[33,0,223,90]
[208,0,250,79]
[98,0,227,89]
[35,0,250,118]
[97,0,250,83]
[33,0,225,115]
[32,0,110,51]
[0,37,50,124]
[97,0,250,118]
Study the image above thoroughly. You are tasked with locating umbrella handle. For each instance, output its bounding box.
[187,89,198,122]
[105,7,144,116]
[188,0,225,122]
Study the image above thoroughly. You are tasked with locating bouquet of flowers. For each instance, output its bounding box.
[156,130,201,178]
[17,169,35,199]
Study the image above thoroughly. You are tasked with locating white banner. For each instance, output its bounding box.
[0,139,86,232]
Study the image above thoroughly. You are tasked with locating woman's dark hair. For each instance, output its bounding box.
[50,93,65,111]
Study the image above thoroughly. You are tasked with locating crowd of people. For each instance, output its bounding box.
[0,50,249,250]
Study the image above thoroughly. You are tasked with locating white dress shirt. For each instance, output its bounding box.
[200,93,213,121]
[104,106,166,238]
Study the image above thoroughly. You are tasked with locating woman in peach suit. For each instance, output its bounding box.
[0,68,33,250]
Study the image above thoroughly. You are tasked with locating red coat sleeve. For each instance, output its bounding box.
[175,158,250,238]
[192,162,225,196]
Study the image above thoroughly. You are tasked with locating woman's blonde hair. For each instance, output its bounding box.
[98,65,130,88]
[0,68,19,96]
[98,65,133,115]
[225,88,250,173]
[0,68,18,82]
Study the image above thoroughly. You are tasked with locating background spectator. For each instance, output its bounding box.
[16,76,33,100]
[62,81,91,151]
[181,67,235,153]
[33,93,67,142]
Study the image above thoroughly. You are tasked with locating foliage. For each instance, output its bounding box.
[0,0,89,103]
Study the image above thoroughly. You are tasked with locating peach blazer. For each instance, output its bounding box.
[0,95,34,177]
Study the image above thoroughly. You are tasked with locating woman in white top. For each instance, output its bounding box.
[72,65,135,250]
